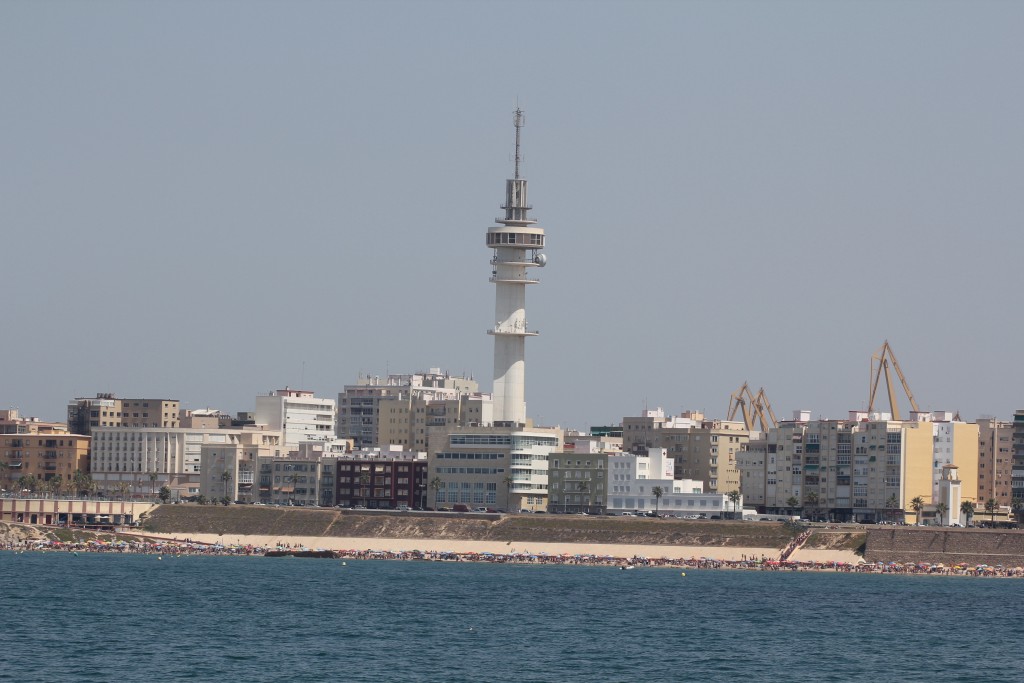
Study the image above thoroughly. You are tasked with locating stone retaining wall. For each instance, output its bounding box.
[865,528,1024,566]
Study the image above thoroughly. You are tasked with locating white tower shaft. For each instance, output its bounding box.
[486,109,546,425]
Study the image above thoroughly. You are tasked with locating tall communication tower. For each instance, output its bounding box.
[486,109,547,425]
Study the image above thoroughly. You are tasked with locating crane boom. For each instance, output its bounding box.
[867,341,920,421]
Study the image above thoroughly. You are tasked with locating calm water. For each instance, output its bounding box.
[1,552,1021,682]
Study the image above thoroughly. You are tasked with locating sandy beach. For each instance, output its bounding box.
[130,531,863,565]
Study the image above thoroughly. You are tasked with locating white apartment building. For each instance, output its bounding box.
[91,425,285,499]
[428,423,561,511]
[606,448,734,517]
[255,388,336,450]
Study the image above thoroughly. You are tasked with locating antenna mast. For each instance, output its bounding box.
[513,108,524,179]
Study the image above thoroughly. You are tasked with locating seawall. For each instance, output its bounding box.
[865,527,1024,566]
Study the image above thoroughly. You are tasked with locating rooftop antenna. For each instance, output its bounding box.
[513,108,524,180]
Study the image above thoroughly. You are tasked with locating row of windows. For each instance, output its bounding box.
[450,435,511,446]
[434,467,504,475]
[486,232,544,246]
[436,452,504,460]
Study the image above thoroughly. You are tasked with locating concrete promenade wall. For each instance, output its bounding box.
[865,528,1024,566]
[0,498,156,525]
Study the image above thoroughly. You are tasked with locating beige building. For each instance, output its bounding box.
[428,422,561,511]
[0,410,90,490]
[622,408,747,495]
[976,417,1013,506]
[199,429,286,503]
[337,369,487,450]
[67,394,180,434]
[737,410,974,524]
[91,425,285,500]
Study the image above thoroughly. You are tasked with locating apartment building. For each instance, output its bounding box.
[605,448,732,516]
[428,423,561,511]
[977,417,1014,505]
[337,369,487,450]
[91,425,285,499]
[255,388,335,450]
[738,410,974,524]
[199,429,285,503]
[0,410,90,488]
[326,448,428,509]
[547,437,620,514]
[67,394,179,434]
[622,408,747,495]
[1013,410,1024,500]
[255,455,321,507]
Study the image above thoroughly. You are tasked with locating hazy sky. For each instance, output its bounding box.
[3,0,1022,429]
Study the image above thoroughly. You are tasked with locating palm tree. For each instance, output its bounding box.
[786,496,800,516]
[959,500,975,527]
[429,476,443,510]
[651,485,667,518]
[935,502,949,527]
[910,496,925,525]
[1011,497,1024,525]
[578,481,592,514]
[220,470,233,503]
[114,481,131,501]
[284,474,299,505]
[885,495,900,523]
[0,462,10,492]
[984,498,998,524]
[804,492,820,521]
[502,475,514,512]
[358,471,371,507]
[727,490,741,520]
[149,471,159,498]
[17,474,39,496]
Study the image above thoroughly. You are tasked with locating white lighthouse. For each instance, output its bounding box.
[486,109,546,425]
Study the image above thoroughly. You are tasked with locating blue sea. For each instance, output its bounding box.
[1,552,1021,682]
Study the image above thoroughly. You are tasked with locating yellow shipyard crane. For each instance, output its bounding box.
[727,382,778,431]
[867,340,920,421]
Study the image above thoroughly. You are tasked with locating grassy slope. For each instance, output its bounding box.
[141,505,807,548]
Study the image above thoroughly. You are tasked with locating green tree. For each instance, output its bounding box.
[885,495,900,523]
[649,485,662,517]
[114,481,131,501]
[158,486,172,504]
[0,462,11,492]
[727,490,742,520]
[804,492,820,521]
[579,481,593,514]
[358,471,371,507]
[221,470,233,502]
[984,498,998,524]
[1011,497,1024,525]
[429,476,444,509]
[935,501,949,527]
[17,474,39,496]
[910,496,925,525]
[786,496,800,516]
[959,500,975,527]
[502,475,514,512]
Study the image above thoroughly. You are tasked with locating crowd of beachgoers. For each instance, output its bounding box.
[5,537,1023,577]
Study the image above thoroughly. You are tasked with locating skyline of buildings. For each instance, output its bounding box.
[3,110,1023,523]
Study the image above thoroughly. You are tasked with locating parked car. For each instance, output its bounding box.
[452,504,470,513]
